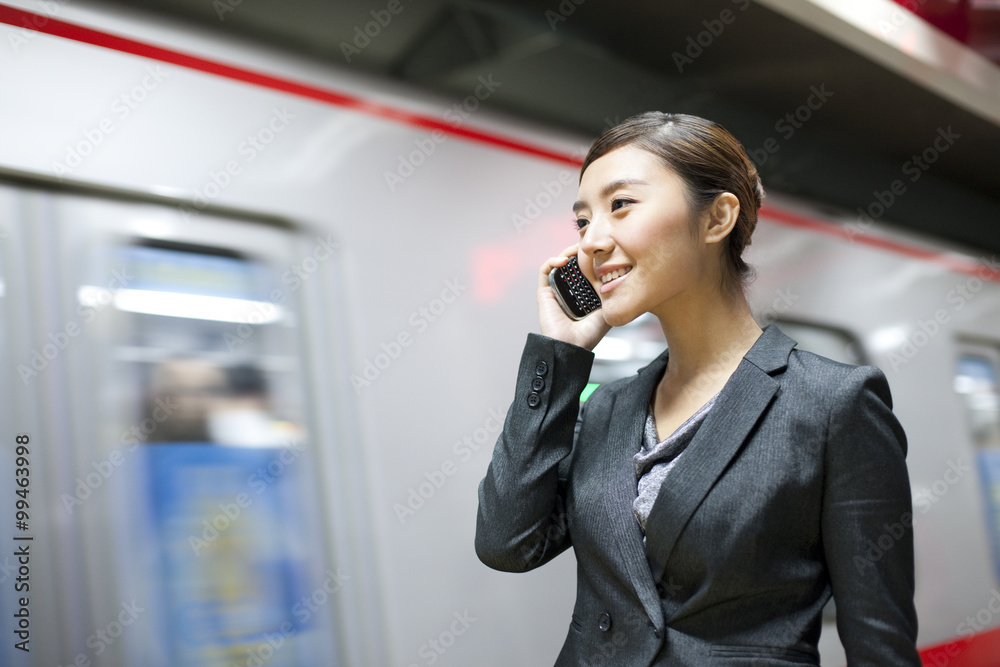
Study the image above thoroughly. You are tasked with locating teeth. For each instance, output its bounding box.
[600,267,631,284]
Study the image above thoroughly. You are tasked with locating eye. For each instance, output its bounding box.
[611,197,634,212]
[574,217,589,231]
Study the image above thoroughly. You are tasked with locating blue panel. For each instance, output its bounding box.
[140,444,329,667]
[977,450,1000,584]
[958,356,997,387]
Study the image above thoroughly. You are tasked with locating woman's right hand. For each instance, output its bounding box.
[538,245,612,351]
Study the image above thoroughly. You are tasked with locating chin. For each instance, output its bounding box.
[600,303,641,328]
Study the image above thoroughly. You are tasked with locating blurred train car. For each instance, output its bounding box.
[2,1,1000,665]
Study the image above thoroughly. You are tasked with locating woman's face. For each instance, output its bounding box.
[574,145,716,327]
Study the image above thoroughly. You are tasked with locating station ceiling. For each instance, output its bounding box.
[97,0,1000,253]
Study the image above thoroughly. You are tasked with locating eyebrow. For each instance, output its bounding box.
[572,178,648,214]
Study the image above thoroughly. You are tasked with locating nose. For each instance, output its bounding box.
[578,215,613,258]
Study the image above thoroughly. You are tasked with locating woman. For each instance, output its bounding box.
[475,113,919,665]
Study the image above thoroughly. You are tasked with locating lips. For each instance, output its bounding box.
[600,267,631,284]
[597,265,632,294]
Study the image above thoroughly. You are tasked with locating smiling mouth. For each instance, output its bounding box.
[600,267,632,284]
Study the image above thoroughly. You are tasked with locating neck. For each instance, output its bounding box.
[653,284,762,387]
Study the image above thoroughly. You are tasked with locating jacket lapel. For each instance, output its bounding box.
[642,324,795,585]
[602,346,669,632]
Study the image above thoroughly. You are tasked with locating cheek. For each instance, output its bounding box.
[577,251,598,284]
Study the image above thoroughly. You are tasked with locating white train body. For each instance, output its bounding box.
[1,2,999,665]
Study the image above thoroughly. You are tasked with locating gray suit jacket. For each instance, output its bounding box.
[476,324,919,666]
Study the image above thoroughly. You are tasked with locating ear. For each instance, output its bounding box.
[703,192,740,244]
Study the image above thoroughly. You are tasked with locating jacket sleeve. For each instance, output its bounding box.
[821,364,921,665]
[475,332,594,572]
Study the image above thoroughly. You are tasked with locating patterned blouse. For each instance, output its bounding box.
[633,392,720,536]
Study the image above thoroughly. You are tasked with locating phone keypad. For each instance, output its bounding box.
[561,257,601,314]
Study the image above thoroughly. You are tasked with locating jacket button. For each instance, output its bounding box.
[534,361,548,377]
[531,376,546,391]
[597,612,612,632]
[526,393,541,408]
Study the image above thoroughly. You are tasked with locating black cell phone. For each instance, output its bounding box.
[549,256,602,320]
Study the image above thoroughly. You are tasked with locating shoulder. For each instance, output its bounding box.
[782,348,906,457]
[784,348,893,407]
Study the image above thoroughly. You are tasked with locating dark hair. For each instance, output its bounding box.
[581,112,764,295]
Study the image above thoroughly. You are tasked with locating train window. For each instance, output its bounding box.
[955,345,1000,584]
[955,352,1000,449]
[99,240,296,445]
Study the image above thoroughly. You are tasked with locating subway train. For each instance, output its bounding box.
[2,2,1000,666]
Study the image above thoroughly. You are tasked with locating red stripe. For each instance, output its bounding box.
[919,625,1000,667]
[761,206,1000,283]
[0,4,582,167]
[2,4,998,286]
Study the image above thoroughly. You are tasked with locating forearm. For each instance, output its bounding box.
[475,333,593,572]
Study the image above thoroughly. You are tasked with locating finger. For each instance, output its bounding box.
[538,255,571,287]
[538,244,581,279]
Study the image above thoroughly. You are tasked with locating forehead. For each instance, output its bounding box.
[577,146,683,197]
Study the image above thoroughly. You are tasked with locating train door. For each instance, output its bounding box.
[2,183,352,667]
